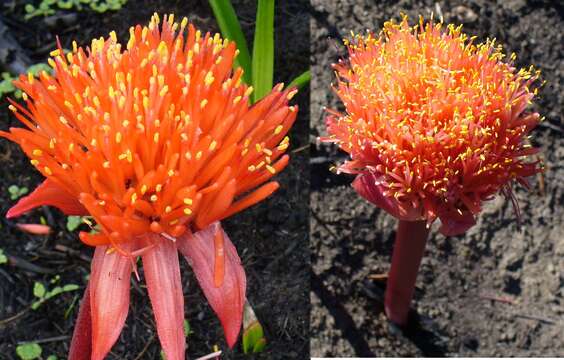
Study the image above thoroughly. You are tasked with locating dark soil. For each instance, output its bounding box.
[0,1,309,359]
[310,0,564,357]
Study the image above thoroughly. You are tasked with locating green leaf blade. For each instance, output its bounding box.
[252,0,275,102]
[288,70,311,90]
[209,0,252,85]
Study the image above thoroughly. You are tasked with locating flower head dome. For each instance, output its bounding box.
[3,13,296,250]
[325,16,542,235]
[2,13,297,360]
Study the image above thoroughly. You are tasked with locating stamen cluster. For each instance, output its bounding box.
[326,16,541,234]
[3,13,297,251]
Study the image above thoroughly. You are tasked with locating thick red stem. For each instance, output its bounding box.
[384,220,429,326]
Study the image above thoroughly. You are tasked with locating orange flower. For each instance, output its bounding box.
[325,16,541,235]
[2,13,297,360]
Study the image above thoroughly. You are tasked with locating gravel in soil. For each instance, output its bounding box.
[0,1,309,359]
[310,0,564,357]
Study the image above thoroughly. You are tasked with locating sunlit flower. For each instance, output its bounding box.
[2,13,297,360]
[325,16,542,235]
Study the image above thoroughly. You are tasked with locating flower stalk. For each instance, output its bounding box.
[385,220,429,326]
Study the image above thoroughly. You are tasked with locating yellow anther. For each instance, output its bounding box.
[183,198,193,205]
[103,161,110,168]
[8,105,17,112]
[115,132,122,143]
[274,125,284,135]
[209,141,217,151]
[30,159,39,166]
[165,206,172,213]
[195,151,202,160]
[266,165,276,174]
[32,149,42,156]
[204,71,215,86]
[141,185,148,194]
[153,132,160,143]
[183,208,193,215]
[150,194,158,202]
[155,184,163,192]
[200,99,208,109]
[44,166,53,175]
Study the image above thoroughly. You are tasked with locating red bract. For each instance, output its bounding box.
[2,13,297,359]
[325,16,542,235]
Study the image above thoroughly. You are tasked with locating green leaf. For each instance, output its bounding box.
[183,319,191,336]
[31,299,43,310]
[242,301,266,353]
[66,216,82,231]
[16,343,42,360]
[24,4,36,13]
[209,0,252,85]
[0,249,8,265]
[243,321,265,353]
[62,284,79,292]
[251,0,275,102]
[253,337,267,352]
[33,282,46,299]
[27,63,52,76]
[287,70,310,90]
[46,355,58,360]
[46,286,63,298]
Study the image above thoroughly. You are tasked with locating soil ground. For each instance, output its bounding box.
[0,1,309,359]
[310,0,564,357]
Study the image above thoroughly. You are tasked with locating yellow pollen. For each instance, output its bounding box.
[165,206,172,213]
[209,141,217,151]
[200,99,208,109]
[30,159,39,166]
[150,195,158,202]
[116,132,122,143]
[183,208,192,215]
[141,185,148,194]
[274,125,283,135]
[183,198,193,205]
[44,166,52,175]
[266,165,276,174]
[32,149,42,156]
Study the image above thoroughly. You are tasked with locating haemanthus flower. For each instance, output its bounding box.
[325,16,542,235]
[2,13,297,359]
[324,16,542,325]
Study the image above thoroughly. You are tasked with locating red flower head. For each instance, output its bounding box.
[325,16,542,236]
[1,13,297,360]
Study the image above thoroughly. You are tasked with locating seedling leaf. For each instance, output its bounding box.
[33,282,46,298]
[16,343,42,360]
[66,216,83,231]
[0,249,7,264]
